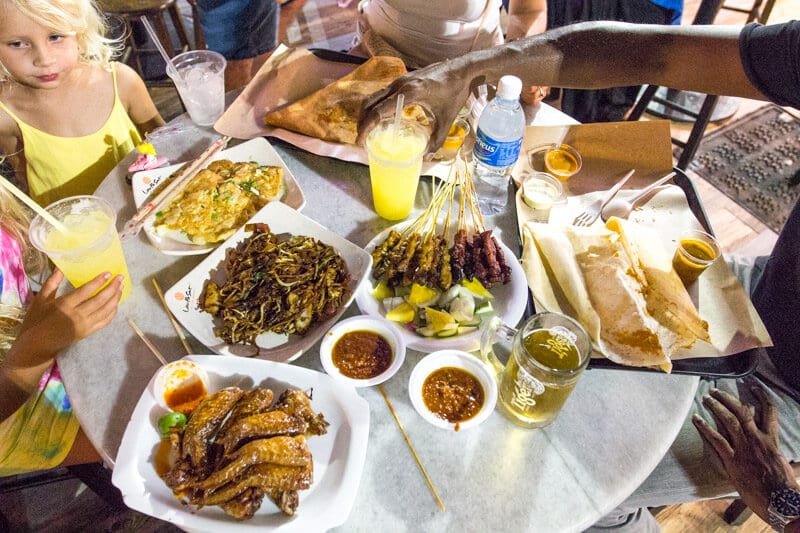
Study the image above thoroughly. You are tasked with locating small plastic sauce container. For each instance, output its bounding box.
[520,171,564,223]
[153,359,209,414]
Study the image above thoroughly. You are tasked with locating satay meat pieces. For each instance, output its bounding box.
[162,386,329,520]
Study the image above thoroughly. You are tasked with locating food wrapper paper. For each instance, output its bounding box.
[214,45,458,179]
[516,121,772,363]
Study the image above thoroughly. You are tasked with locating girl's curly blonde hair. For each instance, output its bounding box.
[0,182,47,358]
[0,0,123,82]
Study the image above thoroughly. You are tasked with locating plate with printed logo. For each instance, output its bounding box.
[131,137,305,256]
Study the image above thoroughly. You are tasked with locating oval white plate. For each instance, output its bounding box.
[408,349,497,430]
[165,202,372,362]
[130,137,306,255]
[319,315,406,387]
[112,355,370,532]
[355,224,528,353]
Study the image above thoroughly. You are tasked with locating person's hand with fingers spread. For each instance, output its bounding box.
[692,386,800,531]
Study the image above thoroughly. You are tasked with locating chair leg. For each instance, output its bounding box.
[167,3,193,51]
[676,94,719,170]
[628,85,660,121]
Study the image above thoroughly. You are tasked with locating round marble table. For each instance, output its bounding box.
[57,104,699,532]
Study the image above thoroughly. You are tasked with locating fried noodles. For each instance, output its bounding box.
[202,223,352,348]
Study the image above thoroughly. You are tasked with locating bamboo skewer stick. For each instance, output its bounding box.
[120,135,231,241]
[127,318,168,366]
[378,384,445,512]
[152,277,192,355]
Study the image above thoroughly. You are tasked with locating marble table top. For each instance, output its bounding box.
[57,103,699,532]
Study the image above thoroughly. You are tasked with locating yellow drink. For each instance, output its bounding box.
[497,329,581,427]
[366,118,429,220]
[30,196,131,302]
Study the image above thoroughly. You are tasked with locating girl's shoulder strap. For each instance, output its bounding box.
[0,98,21,122]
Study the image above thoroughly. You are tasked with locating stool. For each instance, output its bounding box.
[99,0,194,82]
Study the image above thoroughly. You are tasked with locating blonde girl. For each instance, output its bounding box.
[0,0,165,207]
[0,183,123,474]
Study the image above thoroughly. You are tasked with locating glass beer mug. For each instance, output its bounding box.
[480,312,592,428]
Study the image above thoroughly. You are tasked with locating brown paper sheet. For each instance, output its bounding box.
[214,45,456,179]
[515,121,772,363]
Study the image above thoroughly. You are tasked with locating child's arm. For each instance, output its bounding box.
[116,62,166,136]
[0,109,26,183]
[0,269,123,416]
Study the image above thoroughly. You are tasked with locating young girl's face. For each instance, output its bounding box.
[0,2,80,89]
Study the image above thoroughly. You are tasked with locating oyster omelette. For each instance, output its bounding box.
[153,160,284,245]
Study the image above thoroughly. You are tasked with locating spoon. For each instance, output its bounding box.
[601,171,677,221]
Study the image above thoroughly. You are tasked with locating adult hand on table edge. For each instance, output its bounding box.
[692,385,800,527]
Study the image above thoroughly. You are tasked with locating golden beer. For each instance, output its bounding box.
[482,313,591,429]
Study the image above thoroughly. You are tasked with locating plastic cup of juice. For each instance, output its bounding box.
[432,117,470,162]
[29,195,132,302]
[167,50,227,127]
[365,117,429,220]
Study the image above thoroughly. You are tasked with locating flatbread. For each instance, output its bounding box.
[522,217,710,370]
[263,56,410,144]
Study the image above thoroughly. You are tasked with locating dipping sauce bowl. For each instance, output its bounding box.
[320,315,406,387]
[153,359,209,414]
[409,349,497,431]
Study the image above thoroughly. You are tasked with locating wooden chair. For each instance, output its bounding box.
[99,0,195,83]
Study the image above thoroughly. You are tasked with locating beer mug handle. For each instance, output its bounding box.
[479,315,518,375]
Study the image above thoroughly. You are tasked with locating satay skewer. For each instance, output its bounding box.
[378,384,445,512]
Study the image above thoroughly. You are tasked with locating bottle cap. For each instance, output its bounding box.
[497,75,523,100]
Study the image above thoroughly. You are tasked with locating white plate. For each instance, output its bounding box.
[355,224,528,353]
[131,137,306,255]
[165,201,372,362]
[112,354,370,533]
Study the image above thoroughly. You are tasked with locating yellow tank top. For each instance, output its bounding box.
[0,63,142,207]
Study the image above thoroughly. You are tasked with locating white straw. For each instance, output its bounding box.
[139,16,184,83]
[393,94,404,129]
[0,176,67,233]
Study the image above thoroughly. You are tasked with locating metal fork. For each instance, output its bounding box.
[572,169,636,226]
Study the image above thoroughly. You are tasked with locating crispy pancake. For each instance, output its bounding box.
[263,56,426,144]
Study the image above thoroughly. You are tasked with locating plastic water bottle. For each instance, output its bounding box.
[472,75,526,214]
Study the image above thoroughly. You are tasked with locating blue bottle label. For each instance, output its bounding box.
[473,129,522,168]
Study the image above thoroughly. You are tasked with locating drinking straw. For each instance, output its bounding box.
[393,94,404,136]
[139,16,184,84]
[378,384,445,512]
[0,176,67,233]
[128,318,168,366]
[152,277,192,355]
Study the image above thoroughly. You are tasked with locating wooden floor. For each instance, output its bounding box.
[148,1,799,531]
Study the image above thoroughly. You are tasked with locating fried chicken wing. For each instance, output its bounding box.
[182,387,244,472]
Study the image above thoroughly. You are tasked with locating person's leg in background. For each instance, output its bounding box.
[195,0,280,91]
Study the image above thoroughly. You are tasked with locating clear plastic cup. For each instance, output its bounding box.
[520,171,564,223]
[365,117,429,220]
[29,195,131,302]
[167,50,227,127]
